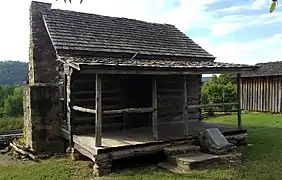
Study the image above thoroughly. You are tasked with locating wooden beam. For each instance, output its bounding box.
[103,107,154,115]
[237,73,242,129]
[80,67,258,75]
[73,106,96,114]
[186,102,238,109]
[95,74,102,147]
[152,77,158,140]
[66,67,74,148]
[183,76,189,136]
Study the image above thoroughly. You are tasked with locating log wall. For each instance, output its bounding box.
[241,76,282,113]
[71,73,126,134]
[157,75,201,138]
[70,72,201,136]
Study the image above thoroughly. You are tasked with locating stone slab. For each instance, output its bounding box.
[204,128,229,148]
[163,145,200,155]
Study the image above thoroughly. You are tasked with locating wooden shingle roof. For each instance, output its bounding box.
[240,61,282,77]
[59,55,257,72]
[41,7,214,59]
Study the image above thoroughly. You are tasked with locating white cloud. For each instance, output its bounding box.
[0,0,281,67]
[251,0,269,10]
[209,11,282,37]
[194,33,282,65]
[218,5,248,13]
[0,0,221,61]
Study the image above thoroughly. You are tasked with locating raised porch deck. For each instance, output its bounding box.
[71,121,247,161]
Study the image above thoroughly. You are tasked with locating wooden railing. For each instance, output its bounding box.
[72,106,154,115]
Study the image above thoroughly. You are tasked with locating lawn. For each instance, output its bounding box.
[1,113,282,180]
[0,116,23,131]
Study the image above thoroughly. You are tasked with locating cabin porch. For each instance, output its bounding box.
[57,61,255,176]
[71,121,246,157]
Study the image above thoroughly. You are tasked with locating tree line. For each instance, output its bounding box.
[0,61,27,85]
[0,85,23,117]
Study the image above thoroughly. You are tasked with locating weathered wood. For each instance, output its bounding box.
[103,107,154,115]
[95,74,102,147]
[278,76,282,113]
[73,90,122,96]
[152,76,158,140]
[80,67,256,75]
[186,102,238,109]
[66,67,74,147]
[73,106,96,114]
[237,73,242,129]
[183,76,189,136]
[10,143,37,160]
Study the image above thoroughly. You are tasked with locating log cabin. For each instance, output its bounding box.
[237,61,282,113]
[23,1,258,176]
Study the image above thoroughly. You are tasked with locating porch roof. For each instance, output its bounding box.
[59,55,259,74]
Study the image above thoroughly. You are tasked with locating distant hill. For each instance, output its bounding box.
[0,61,28,85]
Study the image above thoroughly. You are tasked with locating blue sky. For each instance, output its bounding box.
[0,0,281,65]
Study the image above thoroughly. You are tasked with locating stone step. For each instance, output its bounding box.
[161,152,241,172]
[163,144,201,156]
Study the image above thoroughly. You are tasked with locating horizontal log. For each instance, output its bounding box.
[157,89,184,93]
[201,109,238,113]
[186,102,238,109]
[73,90,122,95]
[80,67,256,75]
[73,96,122,103]
[73,115,123,125]
[103,107,154,115]
[73,106,96,114]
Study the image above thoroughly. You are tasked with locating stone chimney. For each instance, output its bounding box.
[29,1,58,85]
[23,1,64,153]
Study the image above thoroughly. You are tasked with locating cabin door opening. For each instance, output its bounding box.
[122,75,153,130]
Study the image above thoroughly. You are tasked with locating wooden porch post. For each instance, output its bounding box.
[183,76,188,136]
[237,73,242,129]
[152,76,158,140]
[95,74,102,147]
[66,67,74,148]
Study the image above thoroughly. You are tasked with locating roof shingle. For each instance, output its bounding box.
[59,55,256,70]
[41,7,214,59]
[240,61,282,77]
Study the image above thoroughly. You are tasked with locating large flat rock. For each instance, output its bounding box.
[204,128,230,148]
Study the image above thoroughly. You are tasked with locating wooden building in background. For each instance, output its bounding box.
[239,61,282,113]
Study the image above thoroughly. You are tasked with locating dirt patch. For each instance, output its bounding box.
[0,153,35,166]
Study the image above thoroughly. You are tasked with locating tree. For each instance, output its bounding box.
[201,73,237,110]
[0,85,23,117]
[270,0,279,13]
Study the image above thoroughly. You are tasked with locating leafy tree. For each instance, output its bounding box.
[201,73,237,110]
[0,85,23,117]
[270,0,278,13]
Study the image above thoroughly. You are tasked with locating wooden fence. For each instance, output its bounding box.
[241,76,282,113]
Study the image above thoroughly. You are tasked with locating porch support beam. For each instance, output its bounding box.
[103,108,154,115]
[183,76,189,136]
[95,74,102,147]
[66,66,74,148]
[152,76,158,140]
[237,73,242,129]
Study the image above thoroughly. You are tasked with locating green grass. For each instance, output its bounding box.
[0,116,23,131]
[1,113,282,179]
[0,158,93,180]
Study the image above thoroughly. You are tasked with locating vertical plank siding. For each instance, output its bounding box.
[241,76,282,113]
